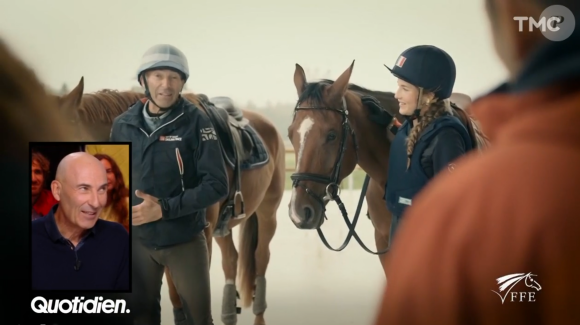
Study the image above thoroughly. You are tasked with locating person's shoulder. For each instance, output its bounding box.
[112,100,143,125]
[429,125,467,147]
[411,143,580,217]
[435,126,463,138]
[31,216,48,233]
[182,97,211,121]
[96,219,129,240]
[31,217,52,248]
[433,114,466,131]
[182,97,200,112]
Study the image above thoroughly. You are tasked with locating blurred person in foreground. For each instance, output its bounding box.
[94,153,130,232]
[373,0,580,324]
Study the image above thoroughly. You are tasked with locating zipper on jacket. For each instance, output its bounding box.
[175,148,185,192]
[138,113,185,138]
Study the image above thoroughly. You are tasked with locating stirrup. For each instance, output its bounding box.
[233,191,246,219]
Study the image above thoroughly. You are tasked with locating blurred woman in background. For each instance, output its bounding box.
[94,153,130,232]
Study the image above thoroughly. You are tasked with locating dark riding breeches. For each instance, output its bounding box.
[132,231,213,325]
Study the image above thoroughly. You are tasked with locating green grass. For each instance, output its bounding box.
[283,152,367,191]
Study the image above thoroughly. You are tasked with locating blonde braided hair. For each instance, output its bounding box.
[406,90,452,169]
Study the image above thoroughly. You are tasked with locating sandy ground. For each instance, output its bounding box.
[158,189,387,325]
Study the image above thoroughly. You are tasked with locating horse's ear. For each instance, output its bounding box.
[328,60,355,103]
[294,64,307,97]
[60,76,84,109]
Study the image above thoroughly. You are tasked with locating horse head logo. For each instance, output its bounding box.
[524,273,542,291]
[491,272,542,304]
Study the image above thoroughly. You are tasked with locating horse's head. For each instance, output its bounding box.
[54,76,95,140]
[287,61,360,229]
[56,78,136,141]
[524,273,542,291]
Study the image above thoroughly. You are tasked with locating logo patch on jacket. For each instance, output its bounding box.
[160,135,182,141]
[200,128,217,141]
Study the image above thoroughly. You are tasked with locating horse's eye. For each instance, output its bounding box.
[326,131,337,142]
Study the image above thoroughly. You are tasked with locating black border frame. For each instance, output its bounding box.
[26,141,134,324]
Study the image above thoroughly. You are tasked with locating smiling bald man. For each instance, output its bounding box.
[31,152,129,291]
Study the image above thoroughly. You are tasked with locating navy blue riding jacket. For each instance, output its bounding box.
[110,98,229,249]
[385,115,474,217]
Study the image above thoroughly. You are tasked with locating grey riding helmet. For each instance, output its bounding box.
[136,44,190,81]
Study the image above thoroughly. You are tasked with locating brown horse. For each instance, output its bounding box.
[58,78,285,325]
[287,61,488,277]
[0,39,91,152]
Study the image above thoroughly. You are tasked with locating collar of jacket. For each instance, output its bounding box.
[117,96,186,128]
[469,30,580,144]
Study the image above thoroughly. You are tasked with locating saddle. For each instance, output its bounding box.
[207,96,255,161]
[197,96,254,237]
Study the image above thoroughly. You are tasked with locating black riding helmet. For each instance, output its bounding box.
[385,45,456,119]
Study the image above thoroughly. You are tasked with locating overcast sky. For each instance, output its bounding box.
[0,0,507,106]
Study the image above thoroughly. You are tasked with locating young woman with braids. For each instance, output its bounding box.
[383,45,476,246]
[94,153,130,232]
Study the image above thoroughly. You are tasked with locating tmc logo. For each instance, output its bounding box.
[513,15,563,32]
[513,5,575,42]
[491,272,542,304]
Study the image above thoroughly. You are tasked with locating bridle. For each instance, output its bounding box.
[290,97,358,207]
[290,95,391,255]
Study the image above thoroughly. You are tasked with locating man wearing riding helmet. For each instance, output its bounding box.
[383,45,475,245]
[110,44,228,325]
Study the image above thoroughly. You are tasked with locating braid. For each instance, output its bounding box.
[406,99,451,169]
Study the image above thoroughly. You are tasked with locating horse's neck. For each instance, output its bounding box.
[350,109,390,186]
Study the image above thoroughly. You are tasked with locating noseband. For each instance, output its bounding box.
[290,97,359,210]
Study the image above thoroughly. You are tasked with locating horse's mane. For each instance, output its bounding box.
[79,89,145,123]
[77,90,206,125]
[298,79,490,149]
[298,79,400,127]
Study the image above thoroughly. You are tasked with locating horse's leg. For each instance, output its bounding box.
[366,178,391,279]
[251,205,278,325]
[215,231,239,325]
[168,203,218,325]
[248,157,284,325]
[205,202,220,267]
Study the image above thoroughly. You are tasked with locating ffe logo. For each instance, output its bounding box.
[491,272,542,304]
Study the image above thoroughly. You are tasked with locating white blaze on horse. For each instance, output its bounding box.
[287,61,487,277]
